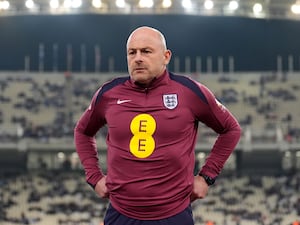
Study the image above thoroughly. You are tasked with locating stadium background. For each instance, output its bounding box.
[1,14,300,72]
[0,0,300,224]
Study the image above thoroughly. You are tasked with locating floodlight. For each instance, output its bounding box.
[253,3,262,14]
[162,0,172,8]
[204,0,214,10]
[116,0,125,8]
[49,0,59,9]
[139,0,154,8]
[0,0,10,10]
[229,0,238,11]
[92,0,102,8]
[291,3,300,14]
[181,0,192,9]
[25,0,35,9]
[72,0,82,8]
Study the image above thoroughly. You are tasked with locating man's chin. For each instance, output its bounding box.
[132,76,152,86]
[132,74,147,82]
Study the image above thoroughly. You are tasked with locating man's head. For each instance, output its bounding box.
[126,26,172,86]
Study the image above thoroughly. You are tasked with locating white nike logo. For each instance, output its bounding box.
[117,99,132,104]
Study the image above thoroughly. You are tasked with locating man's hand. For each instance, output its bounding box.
[95,176,109,198]
[190,175,209,202]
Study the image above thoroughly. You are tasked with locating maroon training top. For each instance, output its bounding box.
[74,70,241,220]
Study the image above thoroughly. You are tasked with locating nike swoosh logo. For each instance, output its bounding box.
[117,99,132,104]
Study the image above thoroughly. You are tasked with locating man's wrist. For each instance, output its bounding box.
[199,173,216,186]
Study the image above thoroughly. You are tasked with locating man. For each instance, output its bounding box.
[74,26,241,225]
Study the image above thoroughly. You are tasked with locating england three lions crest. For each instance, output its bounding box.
[163,94,178,109]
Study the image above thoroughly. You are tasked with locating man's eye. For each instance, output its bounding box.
[128,51,135,55]
[142,50,151,54]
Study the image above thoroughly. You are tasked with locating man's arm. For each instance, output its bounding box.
[74,127,104,188]
[191,83,241,201]
[198,84,241,178]
[74,89,106,189]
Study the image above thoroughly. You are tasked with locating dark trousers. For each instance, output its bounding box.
[104,204,194,225]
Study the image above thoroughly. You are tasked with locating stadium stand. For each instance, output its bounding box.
[0,171,299,225]
[1,71,300,145]
[1,71,300,225]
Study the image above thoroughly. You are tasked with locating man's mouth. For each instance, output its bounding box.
[134,68,146,72]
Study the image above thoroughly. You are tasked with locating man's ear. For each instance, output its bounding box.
[164,49,172,65]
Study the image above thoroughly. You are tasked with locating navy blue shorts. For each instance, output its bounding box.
[104,204,194,225]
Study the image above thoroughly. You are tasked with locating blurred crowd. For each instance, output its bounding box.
[1,72,300,225]
[0,171,108,225]
[0,171,299,225]
[1,72,300,145]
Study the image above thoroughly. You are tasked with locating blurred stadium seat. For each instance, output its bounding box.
[1,71,300,225]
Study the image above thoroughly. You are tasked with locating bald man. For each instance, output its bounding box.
[74,26,241,225]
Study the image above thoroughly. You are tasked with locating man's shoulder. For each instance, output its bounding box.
[169,72,208,104]
[100,75,130,92]
[105,75,130,86]
[95,75,130,103]
[169,72,200,85]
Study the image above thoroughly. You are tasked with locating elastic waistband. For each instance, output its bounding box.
[104,204,194,225]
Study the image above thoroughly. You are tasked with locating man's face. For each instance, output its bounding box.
[126,28,171,85]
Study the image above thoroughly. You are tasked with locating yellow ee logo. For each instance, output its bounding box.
[129,114,156,158]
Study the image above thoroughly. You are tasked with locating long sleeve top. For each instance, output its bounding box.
[74,70,241,220]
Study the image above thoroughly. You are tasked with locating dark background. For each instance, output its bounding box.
[0,14,300,72]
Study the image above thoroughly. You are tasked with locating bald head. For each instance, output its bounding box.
[126,26,172,86]
[126,26,167,51]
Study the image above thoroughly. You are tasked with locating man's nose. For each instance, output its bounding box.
[134,51,143,62]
